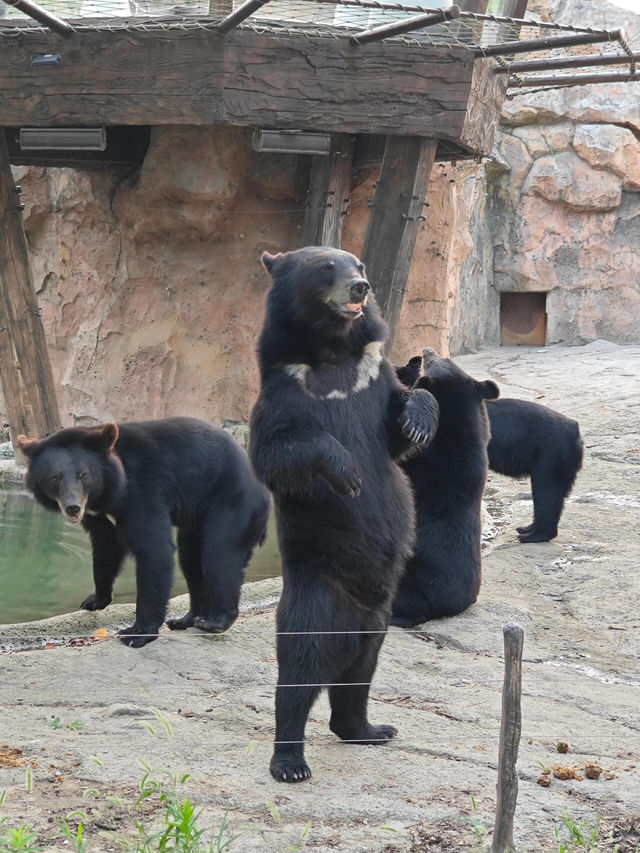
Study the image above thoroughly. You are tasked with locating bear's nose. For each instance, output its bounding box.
[66,504,81,517]
[349,279,369,301]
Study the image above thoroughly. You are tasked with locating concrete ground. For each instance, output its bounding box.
[1,342,639,852]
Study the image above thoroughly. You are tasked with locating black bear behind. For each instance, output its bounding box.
[19,418,270,647]
[485,398,583,542]
[249,246,439,782]
[392,348,499,627]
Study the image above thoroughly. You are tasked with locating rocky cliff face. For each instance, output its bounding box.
[484,0,640,347]
[11,126,302,427]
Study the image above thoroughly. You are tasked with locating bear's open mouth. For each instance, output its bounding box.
[66,511,83,524]
[331,298,367,319]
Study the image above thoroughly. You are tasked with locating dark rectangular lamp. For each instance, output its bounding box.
[252,129,331,155]
[19,127,107,151]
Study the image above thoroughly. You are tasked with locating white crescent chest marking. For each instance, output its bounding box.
[283,340,384,400]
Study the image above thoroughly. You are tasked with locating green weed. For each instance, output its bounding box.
[554,810,619,853]
[0,823,42,853]
[48,717,84,731]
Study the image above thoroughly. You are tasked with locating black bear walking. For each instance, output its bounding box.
[19,418,270,647]
[393,348,499,626]
[249,247,439,782]
[485,398,583,542]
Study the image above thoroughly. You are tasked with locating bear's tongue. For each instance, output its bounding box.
[344,302,362,313]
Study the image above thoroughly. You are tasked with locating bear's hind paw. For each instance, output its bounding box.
[166,612,194,630]
[118,625,158,648]
[270,753,312,783]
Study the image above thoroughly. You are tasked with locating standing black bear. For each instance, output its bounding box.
[485,398,583,543]
[249,246,439,782]
[18,418,270,647]
[392,348,499,627]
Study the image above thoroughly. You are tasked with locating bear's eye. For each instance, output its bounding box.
[357,263,366,275]
[78,471,89,480]
[47,474,61,486]
[322,261,335,271]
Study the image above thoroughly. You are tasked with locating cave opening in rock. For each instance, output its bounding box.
[499,291,547,346]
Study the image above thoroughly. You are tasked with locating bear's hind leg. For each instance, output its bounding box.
[520,466,563,543]
[329,632,397,745]
[271,681,319,783]
[192,507,249,634]
[167,528,202,630]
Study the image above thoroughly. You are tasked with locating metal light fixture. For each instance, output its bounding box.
[252,129,331,156]
[19,127,107,151]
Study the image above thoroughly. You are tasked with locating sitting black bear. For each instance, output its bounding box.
[249,246,439,782]
[18,417,270,647]
[392,348,499,627]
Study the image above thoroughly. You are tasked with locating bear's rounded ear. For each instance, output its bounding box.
[415,375,433,392]
[261,251,280,273]
[479,380,500,401]
[100,423,119,450]
[17,434,38,458]
[408,356,422,368]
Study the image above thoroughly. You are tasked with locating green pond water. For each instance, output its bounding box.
[0,484,281,625]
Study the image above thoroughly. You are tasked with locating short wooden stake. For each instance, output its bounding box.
[492,624,524,853]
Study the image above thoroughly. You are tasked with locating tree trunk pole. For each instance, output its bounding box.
[492,624,524,853]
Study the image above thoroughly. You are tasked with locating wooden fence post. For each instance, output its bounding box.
[492,624,524,853]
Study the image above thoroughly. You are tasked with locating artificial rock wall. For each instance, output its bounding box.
[2,0,639,429]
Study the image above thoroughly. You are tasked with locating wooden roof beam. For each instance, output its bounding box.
[217,0,272,35]
[1,0,74,36]
[350,4,460,47]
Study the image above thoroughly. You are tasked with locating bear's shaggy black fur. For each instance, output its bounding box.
[395,356,584,544]
[485,398,583,543]
[19,418,270,647]
[392,349,499,627]
[249,247,439,782]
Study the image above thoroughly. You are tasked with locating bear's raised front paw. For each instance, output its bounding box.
[322,460,362,498]
[80,591,111,611]
[400,389,439,447]
[118,625,158,648]
[270,752,312,783]
[166,611,194,630]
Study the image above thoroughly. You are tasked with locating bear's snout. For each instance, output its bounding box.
[65,504,82,521]
[349,278,369,302]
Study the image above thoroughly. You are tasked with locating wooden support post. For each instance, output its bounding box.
[0,304,32,463]
[0,128,61,440]
[361,135,437,345]
[301,134,354,249]
[492,624,524,853]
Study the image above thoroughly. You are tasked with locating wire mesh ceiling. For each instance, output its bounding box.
[1,0,638,89]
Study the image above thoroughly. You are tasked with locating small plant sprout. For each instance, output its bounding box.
[0,823,41,853]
